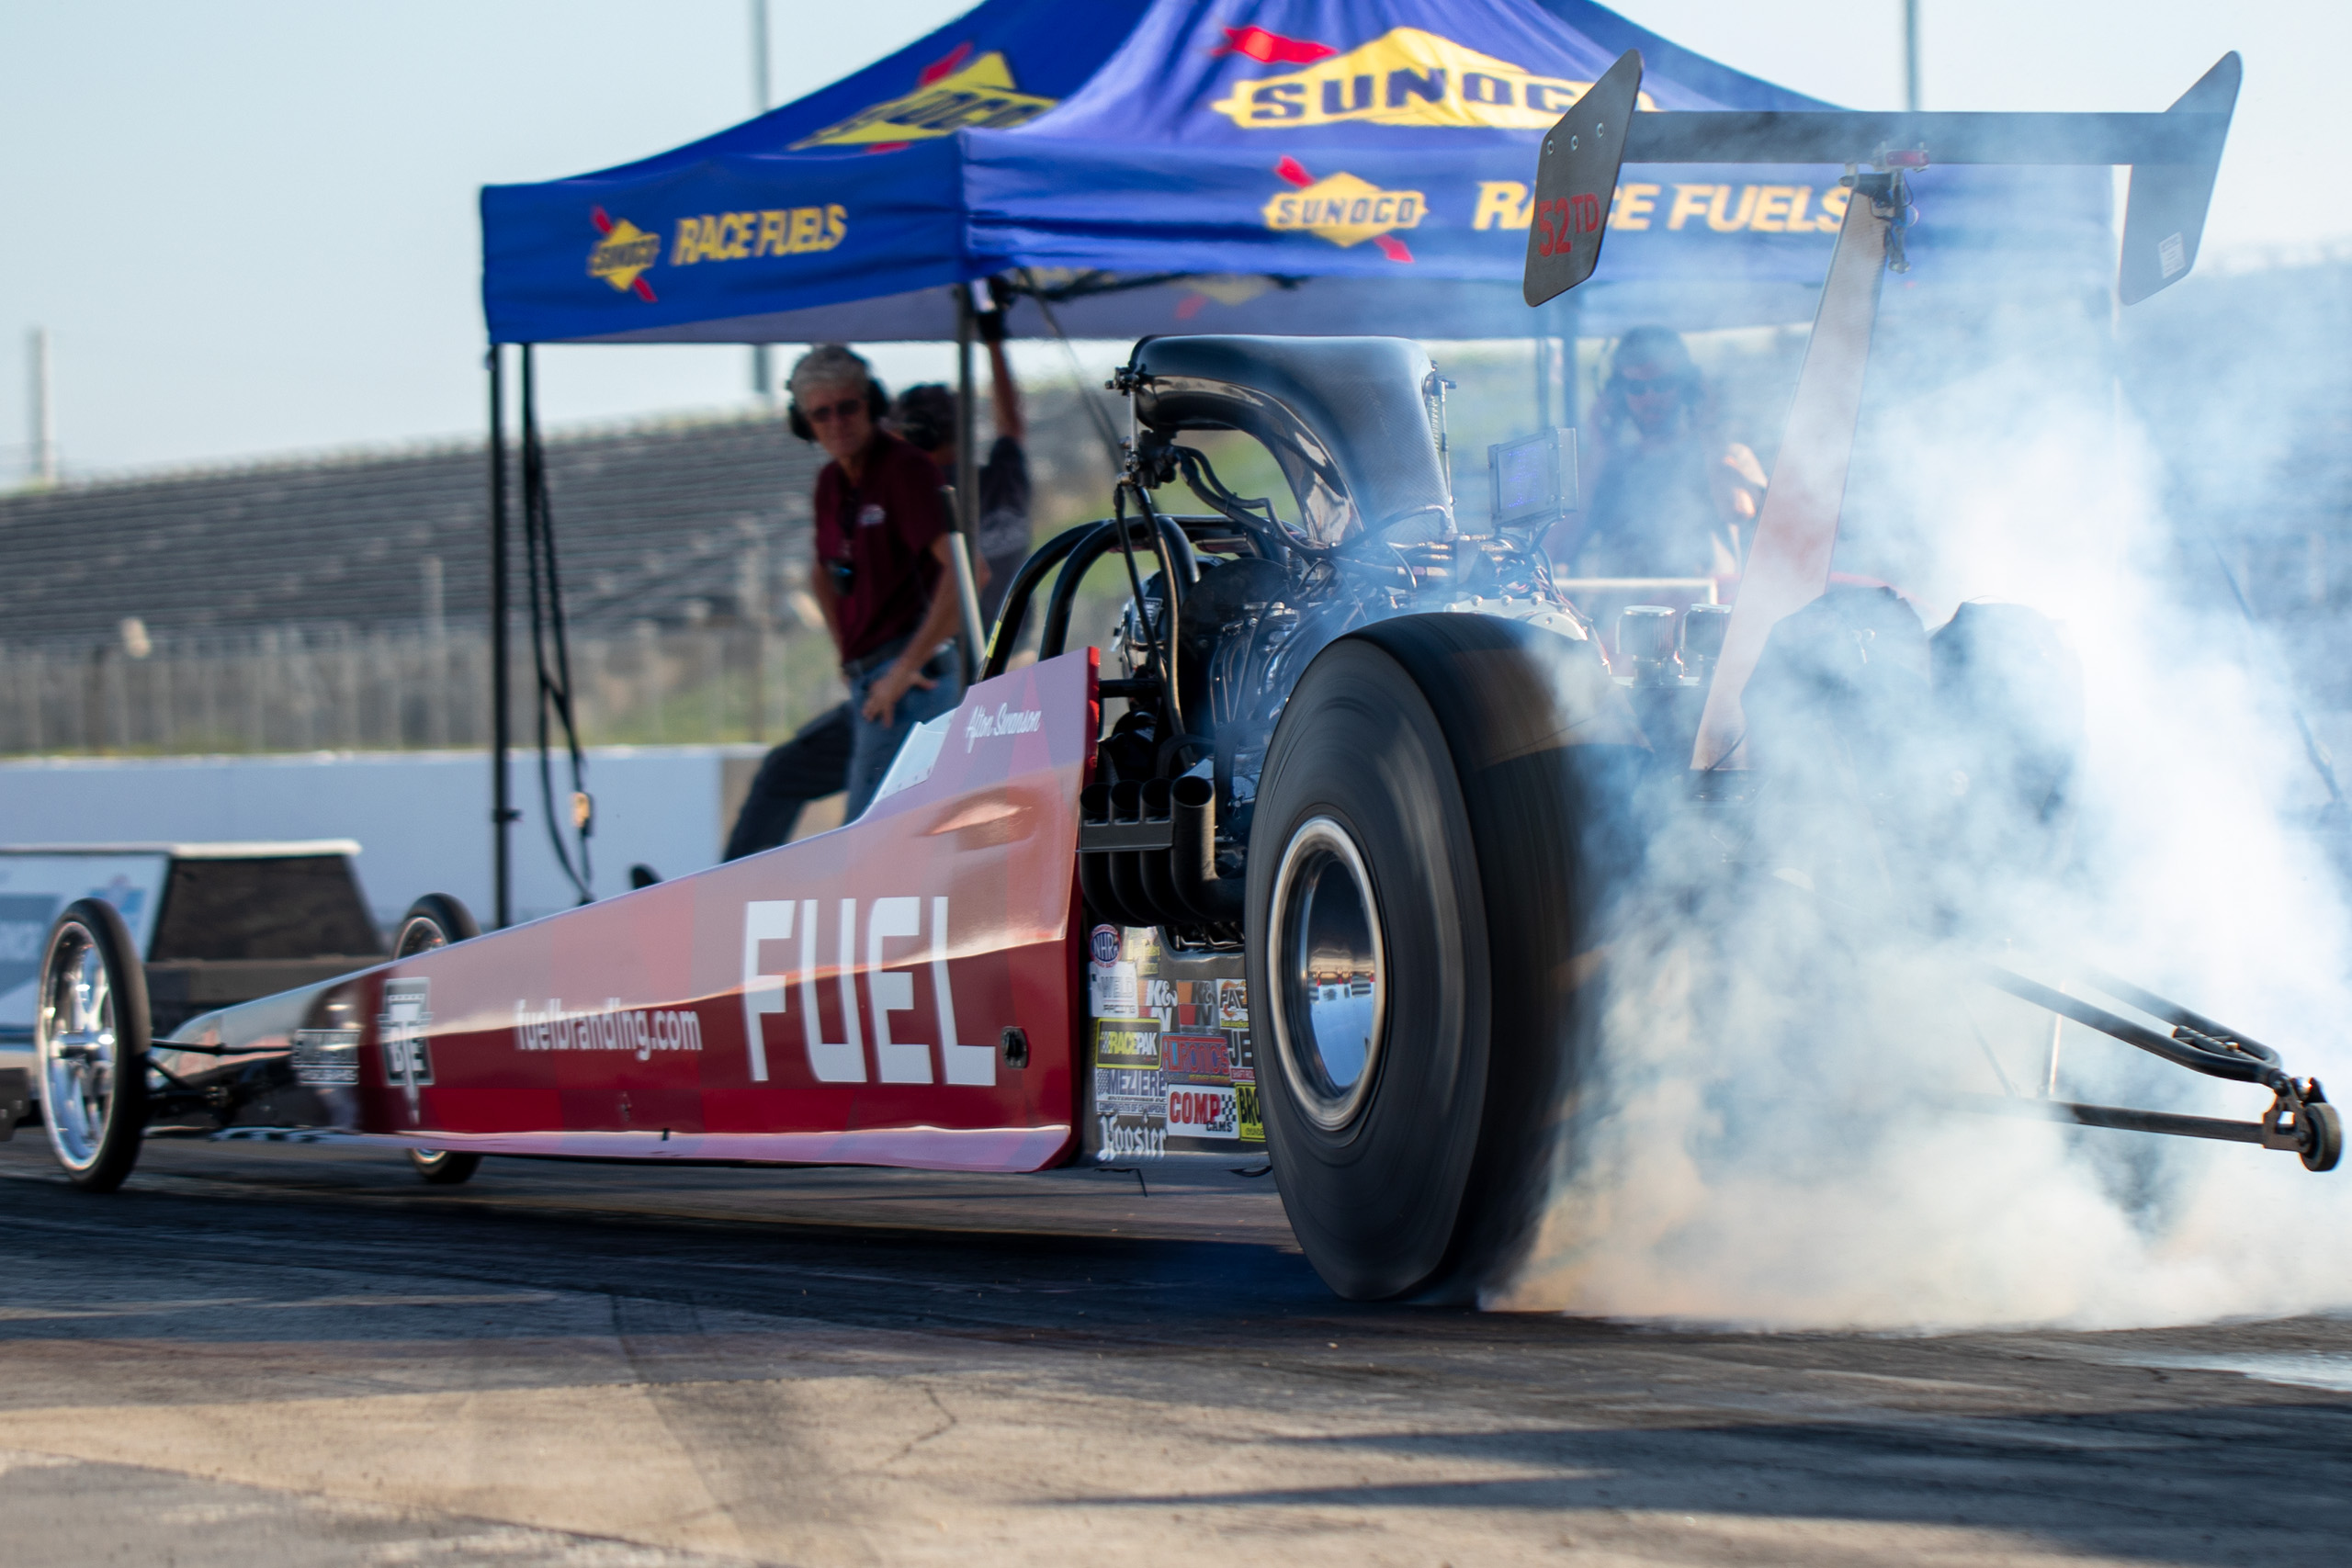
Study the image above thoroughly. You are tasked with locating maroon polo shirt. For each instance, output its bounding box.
[812,431,951,663]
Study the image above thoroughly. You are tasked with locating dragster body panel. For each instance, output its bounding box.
[153,653,1098,1173]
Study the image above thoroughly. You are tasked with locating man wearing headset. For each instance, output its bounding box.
[789,344,982,823]
[1561,325,1768,581]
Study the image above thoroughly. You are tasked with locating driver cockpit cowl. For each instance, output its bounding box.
[1126,336,1454,549]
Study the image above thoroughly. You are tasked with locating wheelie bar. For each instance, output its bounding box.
[1971,962,2342,1171]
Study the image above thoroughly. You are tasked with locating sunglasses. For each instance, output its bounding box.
[806,396,866,424]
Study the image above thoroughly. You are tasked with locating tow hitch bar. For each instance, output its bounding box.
[1964,962,2343,1172]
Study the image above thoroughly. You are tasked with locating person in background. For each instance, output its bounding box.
[1558,325,1769,581]
[893,305,1031,627]
[721,703,851,861]
[801,344,981,823]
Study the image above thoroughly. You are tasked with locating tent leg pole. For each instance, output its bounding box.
[953,285,983,687]
[489,344,513,930]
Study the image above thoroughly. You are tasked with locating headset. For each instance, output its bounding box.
[787,378,890,442]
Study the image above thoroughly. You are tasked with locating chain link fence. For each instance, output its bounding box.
[0,622,846,757]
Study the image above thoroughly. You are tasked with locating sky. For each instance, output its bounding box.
[3,0,2344,477]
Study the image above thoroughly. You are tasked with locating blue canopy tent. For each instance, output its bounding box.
[473,0,2111,918]
[482,0,2109,345]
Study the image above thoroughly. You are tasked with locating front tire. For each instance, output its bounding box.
[1249,615,1642,1301]
[35,898,153,1193]
[408,1147,481,1185]
[393,895,482,1186]
[393,893,480,957]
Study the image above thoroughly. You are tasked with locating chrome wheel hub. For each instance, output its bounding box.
[1270,816,1387,1132]
[37,923,117,1173]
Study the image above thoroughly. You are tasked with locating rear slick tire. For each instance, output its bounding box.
[35,898,153,1194]
[1248,615,1643,1302]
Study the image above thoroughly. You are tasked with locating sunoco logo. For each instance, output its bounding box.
[1212,26,1657,131]
[794,41,1057,149]
[587,208,660,301]
[1264,157,1420,262]
[966,703,1043,750]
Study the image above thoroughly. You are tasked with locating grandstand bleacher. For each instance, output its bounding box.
[0,412,822,646]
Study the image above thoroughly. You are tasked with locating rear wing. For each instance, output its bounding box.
[1524,50,2240,308]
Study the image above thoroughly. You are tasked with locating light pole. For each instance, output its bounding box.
[750,0,775,402]
[1902,0,1922,111]
[27,328,56,487]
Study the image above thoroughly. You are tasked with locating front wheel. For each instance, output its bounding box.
[391,894,481,1185]
[392,893,480,957]
[36,898,153,1192]
[408,1147,482,1185]
[1248,615,1643,1301]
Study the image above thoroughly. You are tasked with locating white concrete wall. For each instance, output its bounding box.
[0,747,768,929]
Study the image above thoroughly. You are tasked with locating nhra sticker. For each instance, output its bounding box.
[1089,924,1122,964]
[292,1028,361,1087]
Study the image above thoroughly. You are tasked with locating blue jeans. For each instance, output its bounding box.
[844,640,964,820]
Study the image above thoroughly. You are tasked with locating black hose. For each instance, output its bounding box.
[518,349,592,905]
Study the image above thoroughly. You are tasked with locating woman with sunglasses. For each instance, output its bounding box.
[789,344,984,821]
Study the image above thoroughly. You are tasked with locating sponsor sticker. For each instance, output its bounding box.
[1093,1020,1159,1068]
[1473,178,1845,237]
[1166,1084,1239,1139]
[793,45,1057,149]
[1098,1119,1166,1160]
[512,998,703,1058]
[1263,157,1421,261]
[379,976,435,1089]
[587,209,661,300]
[668,205,846,266]
[1210,26,1657,131]
[1093,1066,1164,1120]
[1093,1019,1165,1156]
[1089,960,1138,1019]
[964,702,1043,750]
[1216,978,1250,1029]
[1089,924,1122,964]
[291,1027,361,1087]
[1163,1032,1232,1081]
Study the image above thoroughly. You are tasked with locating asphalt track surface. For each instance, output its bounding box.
[2,1137,2346,1567]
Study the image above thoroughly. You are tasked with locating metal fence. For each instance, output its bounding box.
[0,623,846,757]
